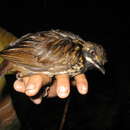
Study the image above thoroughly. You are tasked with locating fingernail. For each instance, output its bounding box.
[57,86,69,98]
[26,89,36,95]
[26,84,35,90]
[26,84,35,95]
[32,98,42,105]
[15,86,23,92]
[15,85,22,90]
[80,86,88,94]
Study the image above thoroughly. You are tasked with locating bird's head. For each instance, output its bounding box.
[82,41,107,74]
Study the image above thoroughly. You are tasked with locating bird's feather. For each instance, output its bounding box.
[0,31,83,73]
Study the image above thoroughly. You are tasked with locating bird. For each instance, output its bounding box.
[0,29,107,79]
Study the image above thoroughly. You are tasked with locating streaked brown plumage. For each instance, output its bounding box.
[0,29,107,78]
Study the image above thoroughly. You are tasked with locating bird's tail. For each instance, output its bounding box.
[0,60,11,77]
[0,27,17,51]
[0,27,17,77]
[0,27,17,91]
[0,27,21,129]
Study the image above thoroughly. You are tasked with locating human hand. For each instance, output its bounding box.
[13,74,88,104]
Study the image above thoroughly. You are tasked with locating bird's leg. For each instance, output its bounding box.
[42,86,50,97]
[16,72,23,81]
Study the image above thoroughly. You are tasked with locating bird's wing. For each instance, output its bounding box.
[0,31,83,72]
[37,38,83,72]
[0,33,41,67]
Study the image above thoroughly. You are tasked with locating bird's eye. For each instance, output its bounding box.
[90,50,95,56]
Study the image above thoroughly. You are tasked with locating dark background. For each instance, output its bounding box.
[0,1,129,130]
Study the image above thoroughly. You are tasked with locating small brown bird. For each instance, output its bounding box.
[0,30,107,79]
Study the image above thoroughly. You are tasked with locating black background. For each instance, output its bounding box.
[0,1,129,130]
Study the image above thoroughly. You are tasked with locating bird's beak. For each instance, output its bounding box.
[84,56,105,74]
[94,62,105,75]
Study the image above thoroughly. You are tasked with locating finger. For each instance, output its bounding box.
[56,74,70,98]
[74,74,88,95]
[40,74,52,85]
[30,96,42,104]
[30,75,51,104]
[25,75,45,96]
[48,80,57,98]
[23,77,30,86]
[13,80,25,93]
